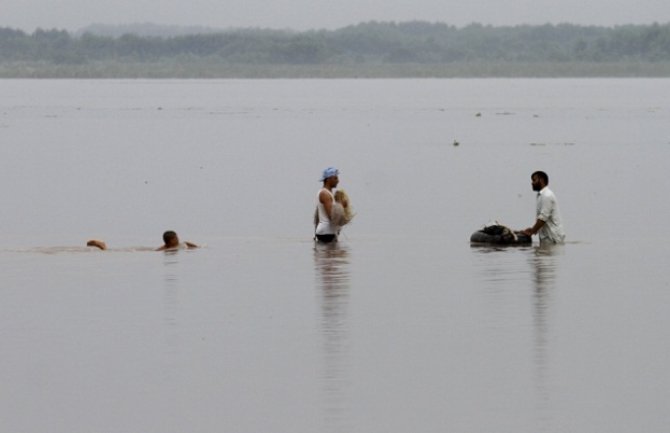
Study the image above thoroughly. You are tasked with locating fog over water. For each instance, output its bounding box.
[1,79,670,433]
[2,0,669,32]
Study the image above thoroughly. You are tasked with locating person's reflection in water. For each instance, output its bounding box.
[162,251,181,362]
[530,243,562,426]
[313,241,351,433]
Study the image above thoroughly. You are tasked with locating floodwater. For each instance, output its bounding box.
[1,79,669,433]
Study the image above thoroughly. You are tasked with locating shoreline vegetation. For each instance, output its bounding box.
[2,21,670,78]
[4,61,670,79]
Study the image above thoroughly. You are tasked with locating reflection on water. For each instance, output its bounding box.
[162,251,181,360]
[313,241,351,433]
[470,243,563,433]
[470,244,535,286]
[529,244,562,430]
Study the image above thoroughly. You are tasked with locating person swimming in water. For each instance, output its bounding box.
[155,230,198,251]
[87,230,198,251]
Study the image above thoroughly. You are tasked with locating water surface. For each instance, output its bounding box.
[1,79,669,433]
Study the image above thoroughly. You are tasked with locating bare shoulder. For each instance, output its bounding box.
[319,189,333,203]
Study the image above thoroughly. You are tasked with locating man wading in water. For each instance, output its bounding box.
[522,170,566,244]
[314,167,350,243]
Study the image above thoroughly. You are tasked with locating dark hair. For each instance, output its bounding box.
[532,171,549,185]
[163,230,178,244]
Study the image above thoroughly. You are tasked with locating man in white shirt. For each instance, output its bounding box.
[522,171,566,244]
[315,166,342,243]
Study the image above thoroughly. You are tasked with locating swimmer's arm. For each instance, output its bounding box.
[155,242,198,250]
[87,240,107,250]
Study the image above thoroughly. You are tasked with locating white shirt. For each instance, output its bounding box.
[536,186,566,244]
[315,188,339,235]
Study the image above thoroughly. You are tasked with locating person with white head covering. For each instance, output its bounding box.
[314,166,352,243]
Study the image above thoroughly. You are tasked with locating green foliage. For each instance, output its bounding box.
[1,22,670,76]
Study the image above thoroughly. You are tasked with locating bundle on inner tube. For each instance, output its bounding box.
[470,224,532,245]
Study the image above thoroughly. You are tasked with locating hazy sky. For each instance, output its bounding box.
[2,0,669,32]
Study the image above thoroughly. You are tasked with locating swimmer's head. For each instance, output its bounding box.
[162,230,179,247]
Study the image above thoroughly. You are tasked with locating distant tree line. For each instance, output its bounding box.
[2,21,670,76]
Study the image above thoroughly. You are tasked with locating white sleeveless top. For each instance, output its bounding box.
[315,188,338,235]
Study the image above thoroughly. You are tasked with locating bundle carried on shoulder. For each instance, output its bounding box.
[331,189,355,226]
[470,223,531,245]
[313,189,355,228]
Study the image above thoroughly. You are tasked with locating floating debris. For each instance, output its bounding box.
[453,140,460,146]
[475,112,482,117]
